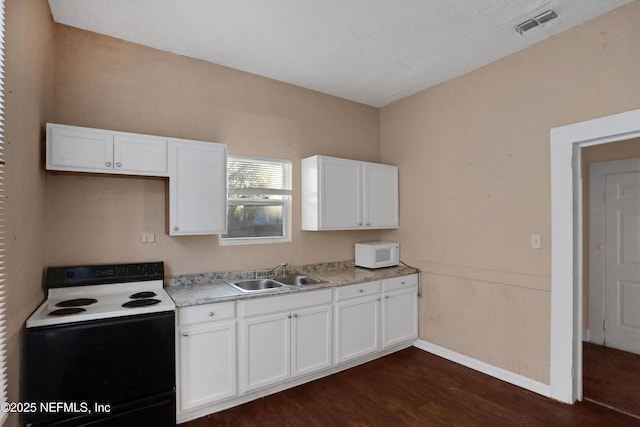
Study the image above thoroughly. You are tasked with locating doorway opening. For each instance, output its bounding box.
[582,146,640,417]
[549,108,640,404]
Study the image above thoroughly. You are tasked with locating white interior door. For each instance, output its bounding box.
[590,158,640,354]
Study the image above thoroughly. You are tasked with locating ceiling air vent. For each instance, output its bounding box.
[515,10,558,35]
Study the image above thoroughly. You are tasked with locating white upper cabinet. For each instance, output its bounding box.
[168,140,227,236]
[47,123,168,176]
[363,162,399,228]
[46,123,228,236]
[301,155,399,231]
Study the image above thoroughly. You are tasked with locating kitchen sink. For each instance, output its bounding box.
[274,275,325,286]
[227,279,285,292]
[227,275,325,292]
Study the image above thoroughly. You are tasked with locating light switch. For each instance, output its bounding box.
[531,234,541,249]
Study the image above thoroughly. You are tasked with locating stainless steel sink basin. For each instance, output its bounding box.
[227,279,285,292]
[274,275,325,286]
[227,275,325,292]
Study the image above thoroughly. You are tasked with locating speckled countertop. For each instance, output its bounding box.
[166,261,418,307]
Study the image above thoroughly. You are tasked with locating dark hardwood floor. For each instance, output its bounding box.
[584,342,640,418]
[180,347,639,426]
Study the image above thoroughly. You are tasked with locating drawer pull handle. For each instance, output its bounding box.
[182,332,189,337]
[209,312,215,317]
[359,289,364,293]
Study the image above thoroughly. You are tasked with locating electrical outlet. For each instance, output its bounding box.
[531,234,541,249]
[141,233,156,244]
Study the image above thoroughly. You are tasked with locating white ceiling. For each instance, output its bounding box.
[48,0,632,107]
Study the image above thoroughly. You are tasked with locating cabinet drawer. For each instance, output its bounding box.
[241,289,332,317]
[179,301,235,326]
[382,274,418,293]
[335,281,381,301]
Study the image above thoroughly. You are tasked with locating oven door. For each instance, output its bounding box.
[22,311,175,426]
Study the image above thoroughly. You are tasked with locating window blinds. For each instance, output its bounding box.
[228,156,291,197]
[0,0,8,422]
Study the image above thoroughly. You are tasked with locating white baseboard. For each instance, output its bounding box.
[413,339,552,398]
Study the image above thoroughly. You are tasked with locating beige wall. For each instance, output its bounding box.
[380,1,640,384]
[47,25,382,276]
[582,137,640,328]
[4,0,55,425]
[9,0,640,408]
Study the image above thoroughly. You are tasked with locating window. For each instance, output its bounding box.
[220,155,291,245]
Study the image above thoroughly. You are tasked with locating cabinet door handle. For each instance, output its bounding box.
[293,314,298,318]
[288,314,292,319]
[385,296,389,299]
[182,332,189,337]
[359,289,364,293]
[105,161,112,167]
[115,162,122,168]
[173,226,179,231]
[208,312,215,317]
[366,223,371,226]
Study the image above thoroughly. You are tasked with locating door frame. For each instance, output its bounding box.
[550,108,640,403]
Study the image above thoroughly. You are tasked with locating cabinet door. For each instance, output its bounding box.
[335,295,380,364]
[318,157,362,229]
[48,126,113,172]
[179,320,236,411]
[113,134,167,175]
[363,163,399,228]
[169,140,227,235]
[292,305,332,377]
[382,287,418,349]
[241,313,291,392]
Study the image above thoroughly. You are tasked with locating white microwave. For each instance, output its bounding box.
[355,241,400,269]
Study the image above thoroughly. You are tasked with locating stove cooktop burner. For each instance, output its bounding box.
[55,298,98,308]
[130,291,157,299]
[49,307,87,316]
[122,299,161,308]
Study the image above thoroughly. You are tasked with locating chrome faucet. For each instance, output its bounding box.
[257,262,288,278]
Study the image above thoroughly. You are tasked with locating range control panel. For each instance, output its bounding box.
[46,262,164,288]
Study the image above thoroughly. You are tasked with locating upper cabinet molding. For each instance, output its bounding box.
[301,155,399,231]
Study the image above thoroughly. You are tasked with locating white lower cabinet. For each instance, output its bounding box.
[177,274,418,423]
[239,290,333,392]
[291,304,333,377]
[334,281,382,363]
[382,275,419,348]
[241,312,291,391]
[177,302,236,412]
